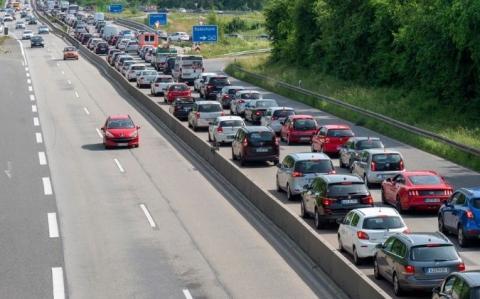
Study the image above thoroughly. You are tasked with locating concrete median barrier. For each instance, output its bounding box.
[36,11,390,299]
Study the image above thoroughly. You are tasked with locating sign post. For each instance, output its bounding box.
[192,25,218,43]
[147,13,167,29]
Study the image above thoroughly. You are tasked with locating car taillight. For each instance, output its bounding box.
[370,161,376,171]
[275,137,279,146]
[223,95,230,99]
[399,160,404,170]
[292,171,304,177]
[444,189,453,195]
[408,190,419,196]
[322,198,332,207]
[242,138,248,147]
[155,83,159,87]
[255,111,261,116]
[195,112,200,119]
[404,265,415,274]
[361,195,374,205]
[356,231,369,240]
[217,127,223,133]
[238,100,245,104]
[458,263,466,271]
[466,210,474,219]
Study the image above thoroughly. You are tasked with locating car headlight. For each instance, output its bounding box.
[130,130,138,138]
[105,131,114,138]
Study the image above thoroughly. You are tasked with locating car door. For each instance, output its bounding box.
[278,155,293,188]
[338,211,354,250]
[262,109,272,126]
[232,129,242,157]
[376,236,395,278]
[384,239,406,282]
[188,103,197,126]
[353,151,369,178]
[451,193,467,230]
[435,275,456,299]
[386,175,404,204]
[444,192,462,230]
[209,118,218,140]
[344,212,360,253]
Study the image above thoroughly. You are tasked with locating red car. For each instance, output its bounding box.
[381,171,453,213]
[279,115,318,145]
[101,115,140,149]
[311,124,354,154]
[165,83,192,104]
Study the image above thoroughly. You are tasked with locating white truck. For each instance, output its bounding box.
[94,12,104,22]
[172,54,204,84]
[60,1,69,12]
[102,24,119,39]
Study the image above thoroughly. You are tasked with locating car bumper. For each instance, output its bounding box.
[323,144,344,153]
[400,276,444,291]
[289,135,313,143]
[104,137,139,147]
[214,133,236,143]
[244,154,278,162]
[354,241,381,258]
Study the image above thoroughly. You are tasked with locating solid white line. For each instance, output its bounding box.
[114,158,125,173]
[28,85,33,92]
[27,79,31,84]
[51,267,65,299]
[36,132,43,143]
[32,105,37,112]
[26,73,30,77]
[33,117,40,126]
[16,39,27,65]
[38,152,47,165]
[140,204,157,228]
[183,289,194,299]
[42,177,53,195]
[30,94,35,101]
[47,213,59,238]
[67,80,71,85]
[83,107,90,115]
[95,128,103,138]
[74,91,79,98]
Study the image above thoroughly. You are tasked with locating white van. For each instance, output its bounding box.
[94,12,105,22]
[102,24,119,39]
[173,55,204,84]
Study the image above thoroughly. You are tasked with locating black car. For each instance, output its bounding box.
[232,126,279,166]
[94,42,109,54]
[301,174,374,228]
[433,270,480,299]
[164,57,176,75]
[244,99,279,123]
[30,36,44,48]
[201,76,231,100]
[169,98,195,120]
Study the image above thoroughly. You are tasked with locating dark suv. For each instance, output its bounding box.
[374,232,465,296]
[301,174,374,228]
[231,126,279,166]
[202,76,231,100]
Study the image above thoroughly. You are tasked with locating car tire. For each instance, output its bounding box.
[240,155,246,166]
[300,199,307,218]
[276,176,282,192]
[231,148,237,161]
[314,208,324,229]
[353,247,362,265]
[373,258,382,280]
[458,226,469,248]
[393,273,404,296]
[272,159,279,165]
[208,132,212,142]
[287,184,295,201]
[337,234,344,252]
[438,216,446,234]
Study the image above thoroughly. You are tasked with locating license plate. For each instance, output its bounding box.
[256,148,268,152]
[184,73,191,76]
[226,135,234,139]
[300,137,310,141]
[427,267,448,274]
[342,199,358,205]
[425,198,440,203]
[117,143,128,146]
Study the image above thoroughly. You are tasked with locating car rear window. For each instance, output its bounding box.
[248,131,274,142]
[171,84,189,91]
[472,198,480,209]
[372,154,403,171]
[132,66,145,70]
[256,100,277,108]
[294,160,333,174]
[362,216,404,230]
[410,245,459,261]
[220,120,243,127]
[240,93,261,99]
[327,129,354,137]
[198,104,221,112]
[228,88,243,95]
[293,119,317,130]
[210,77,229,85]
[107,119,134,129]
[357,140,383,150]
[327,183,369,197]
[273,110,294,118]
[408,175,442,185]
[156,77,173,83]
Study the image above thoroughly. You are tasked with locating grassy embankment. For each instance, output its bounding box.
[226,56,480,172]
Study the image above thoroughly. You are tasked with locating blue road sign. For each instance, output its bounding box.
[192,25,218,43]
[148,13,167,28]
[108,4,123,13]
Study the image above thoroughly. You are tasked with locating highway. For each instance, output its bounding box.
[0,13,347,299]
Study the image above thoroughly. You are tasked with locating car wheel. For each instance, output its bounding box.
[287,184,295,201]
[438,216,446,234]
[231,148,237,161]
[276,176,282,192]
[337,234,344,251]
[314,208,324,229]
[240,154,246,166]
[373,258,382,280]
[353,247,362,265]
[208,132,212,142]
[300,199,307,218]
[393,273,403,296]
[458,226,469,248]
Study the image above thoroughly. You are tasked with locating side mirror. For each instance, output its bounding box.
[276,163,281,168]
[336,218,344,225]
[375,243,384,249]
[432,286,440,294]
[445,201,453,208]
[100,127,105,131]
[303,184,310,190]
[136,125,141,129]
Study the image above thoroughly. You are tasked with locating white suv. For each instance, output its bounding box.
[337,207,408,265]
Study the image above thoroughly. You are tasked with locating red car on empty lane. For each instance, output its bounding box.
[101,115,140,149]
[279,115,318,145]
[381,171,453,213]
[311,124,354,154]
[165,83,191,104]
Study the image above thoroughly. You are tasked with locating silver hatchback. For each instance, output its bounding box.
[136,70,159,88]
[188,101,224,131]
[276,152,335,200]
[351,149,405,186]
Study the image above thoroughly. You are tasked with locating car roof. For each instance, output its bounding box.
[395,232,451,246]
[289,114,314,119]
[462,186,480,197]
[237,90,260,94]
[215,116,243,121]
[317,174,364,184]
[109,114,130,120]
[322,124,351,129]
[288,152,330,161]
[156,75,173,78]
[243,126,273,133]
[349,136,381,142]
[225,85,243,89]
[269,106,294,111]
[455,271,480,287]
[403,171,439,177]
[364,149,401,155]
[353,207,401,217]
[195,101,221,105]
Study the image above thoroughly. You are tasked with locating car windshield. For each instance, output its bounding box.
[294,160,333,174]
[171,85,188,91]
[408,175,442,185]
[220,120,243,127]
[327,129,354,137]
[372,154,403,171]
[410,245,459,261]
[256,100,277,108]
[107,119,134,129]
[362,216,404,230]
[198,104,221,112]
[248,131,274,142]
[357,139,383,150]
[210,77,229,85]
[327,183,369,197]
[240,93,261,99]
[273,110,294,118]
[472,198,480,209]
[293,119,317,130]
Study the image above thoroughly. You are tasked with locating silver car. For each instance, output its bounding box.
[260,107,295,134]
[194,72,217,92]
[208,116,245,144]
[151,75,174,96]
[276,152,335,200]
[188,101,223,131]
[339,137,384,169]
[126,64,147,81]
[351,149,406,186]
[121,60,137,76]
[230,90,262,116]
[125,40,139,52]
[136,70,159,88]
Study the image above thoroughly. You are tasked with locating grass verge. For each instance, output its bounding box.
[225,58,480,172]
[185,38,270,58]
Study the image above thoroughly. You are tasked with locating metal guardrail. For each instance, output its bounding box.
[221,48,271,57]
[114,18,155,33]
[229,65,480,158]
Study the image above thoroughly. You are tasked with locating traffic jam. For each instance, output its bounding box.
[31,3,480,298]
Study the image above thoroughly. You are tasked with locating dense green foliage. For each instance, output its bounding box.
[154,0,264,10]
[265,0,480,108]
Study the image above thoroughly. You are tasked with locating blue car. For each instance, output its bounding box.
[438,187,480,247]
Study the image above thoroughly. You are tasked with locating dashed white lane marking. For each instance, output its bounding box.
[38,152,47,165]
[74,91,79,98]
[140,204,157,228]
[47,213,59,238]
[27,79,31,84]
[56,62,59,67]
[95,128,103,138]
[61,70,65,75]
[32,105,37,112]
[25,67,29,72]
[83,107,90,115]
[33,117,40,126]
[114,158,125,173]
[26,73,30,77]
[30,94,35,101]
[42,177,53,195]
[28,85,33,92]
[67,80,71,85]
[51,267,65,299]
[36,132,43,143]
[183,289,194,299]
